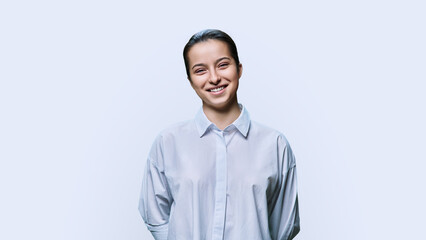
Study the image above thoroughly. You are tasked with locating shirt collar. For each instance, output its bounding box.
[195,103,251,138]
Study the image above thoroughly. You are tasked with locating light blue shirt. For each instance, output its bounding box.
[139,103,300,240]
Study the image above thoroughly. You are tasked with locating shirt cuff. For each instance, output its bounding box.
[146,223,168,240]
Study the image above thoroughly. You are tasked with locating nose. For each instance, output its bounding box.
[209,69,221,84]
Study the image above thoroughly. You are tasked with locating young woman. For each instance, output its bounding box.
[139,29,300,240]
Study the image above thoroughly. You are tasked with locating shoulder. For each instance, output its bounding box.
[158,119,194,136]
[250,120,296,166]
[249,120,291,146]
[151,119,196,145]
[147,119,195,163]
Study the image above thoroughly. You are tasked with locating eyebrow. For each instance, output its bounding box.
[191,57,231,70]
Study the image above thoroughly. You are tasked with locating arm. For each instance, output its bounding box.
[138,136,173,240]
[269,136,300,240]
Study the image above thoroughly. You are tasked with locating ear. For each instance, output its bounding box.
[238,63,243,78]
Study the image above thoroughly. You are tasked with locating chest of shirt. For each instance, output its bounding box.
[161,131,281,200]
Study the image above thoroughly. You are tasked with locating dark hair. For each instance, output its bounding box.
[183,29,240,81]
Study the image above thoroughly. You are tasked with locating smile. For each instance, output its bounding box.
[207,85,228,92]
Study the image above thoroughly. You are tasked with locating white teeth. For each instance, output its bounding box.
[210,86,224,92]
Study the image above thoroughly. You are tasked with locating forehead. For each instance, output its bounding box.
[187,40,232,65]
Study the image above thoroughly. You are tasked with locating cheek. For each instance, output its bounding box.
[193,73,210,84]
[222,68,239,79]
[191,79,206,91]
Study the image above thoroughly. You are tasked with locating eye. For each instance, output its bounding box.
[194,68,206,74]
[218,62,229,68]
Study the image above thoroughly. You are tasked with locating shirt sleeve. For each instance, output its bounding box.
[269,135,300,240]
[138,135,173,240]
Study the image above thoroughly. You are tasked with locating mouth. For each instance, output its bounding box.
[207,85,228,92]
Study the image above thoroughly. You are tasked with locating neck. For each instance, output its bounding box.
[202,100,241,131]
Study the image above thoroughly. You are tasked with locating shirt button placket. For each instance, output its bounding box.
[212,130,227,240]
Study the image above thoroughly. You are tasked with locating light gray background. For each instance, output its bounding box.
[1,0,425,239]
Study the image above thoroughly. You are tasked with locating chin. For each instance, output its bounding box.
[206,99,235,109]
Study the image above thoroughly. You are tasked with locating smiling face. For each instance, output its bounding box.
[187,39,242,111]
